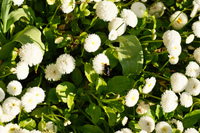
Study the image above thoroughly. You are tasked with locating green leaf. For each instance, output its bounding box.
[85,103,101,124]
[31,106,49,118]
[107,76,130,94]
[108,101,124,113]
[103,48,118,69]
[95,77,107,94]
[155,105,163,120]
[1,0,12,33]
[48,88,59,104]
[38,120,46,131]
[56,82,76,110]
[116,35,143,77]
[71,20,80,34]
[103,106,117,126]
[71,67,83,86]
[80,2,88,11]
[182,109,200,128]
[19,118,36,130]
[84,63,99,83]
[80,125,103,133]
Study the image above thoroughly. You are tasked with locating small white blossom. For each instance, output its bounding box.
[170,119,184,132]
[2,97,21,116]
[64,120,71,126]
[108,17,126,36]
[0,113,16,123]
[180,92,193,108]
[138,116,155,133]
[136,101,149,115]
[155,121,172,133]
[84,34,101,52]
[0,87,5,102]
[121,9,138,28]
[47,0,55,5]
[55,36,64,44]
[193,47,200,63]
[192,21,200,38]
[185,61,200,78]
[45,63,62,81]
[149,2,165,18]
[162,30,181,47]
[27,87,45,104]
[185,78,200,96]
[7,80,22,96]
[168,55,179,65]
[15,61,29,80]
[184,128,198,133]
[0,125,8,133]
[61,0,75,14]
[13,0,24,6]
[166,43,182,57]
[108,29,118,41]
[142,77,156,94]
[46,121,57,133]
[21,92,38,112]
[122,116,128,126]
[131,2,147,18]
[125,89,139,107]
[186,34,195,44]
[170,11,188,30]
[5,123,20,133]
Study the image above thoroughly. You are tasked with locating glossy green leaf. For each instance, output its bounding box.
[1,0,12,33]
[95,77,107,94]
[19,118,36,130]
[103,106,117,126]
[80,125,103,133]
[71,67,83,86]
[108,101,124,113]
[84,63,99,83]
[182,109,200,128]
[116,35,143,77]
[155,105,163,120]
[85,103,101,124]
[38,120,46,131]
[103,48,118,69]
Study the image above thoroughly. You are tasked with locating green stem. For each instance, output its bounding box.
[190,102,200,112]
[143,71,170,81]
[43,113,67,120]
[141,92,161,100]
[120,0,135,7]
[159,60,169,72]
[46,4,61,28]
[141,40,163,43]
[139,35,152,40]
[101,96,125,103]
[0,72,12,78]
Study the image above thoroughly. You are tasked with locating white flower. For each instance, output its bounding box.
[193,47,200,63]
[108,29,118,41]
[122,116,128,126]
[170,72,188,93]
[192,21,200,38]
[27,87,45,104]
[96,1,118,22]
[125,89,139,107]
[19,43,43,67]
[13,0,24,6]
[136,101,149,115]
[131,2,147,18]
[186,34,195,44]
[0,105,3,117]
[15,61,29,80]
[180,92,193,108]
[108,17,126,36]
[121,128,133,133]
[168,55,179,65]
[56,53,76,74]
[138,116,155,133]
[0,113,16,123]
[64,120,71,126]
[184,128,198,133]
[185,61,200,78]
[160,90,178,113]
[47,0,55,5]
[45,63,62,81]
[46,121,57,133]
[121,9,138,28]
[155,121,172,133]
[21,92,38,112]
[92,53,109,75]
[84,34,101,52]
[162,30,181,47]
[19,128,30,133]
[5,123,20,133]
[61,0,75,14]
[190,0,200,18]
[0,87,5,102]
[7,80,22,96]
[55,36,64,44]
[139,130,147,133]
[142,77,156,94]
[170,11,188,30]
[170,119,184,132]
[166,43,182,57]
[30,129,42,133]
[0,125,8,133]
[149,2,165,18]
[2,97,21,116]
[185,78,200,96]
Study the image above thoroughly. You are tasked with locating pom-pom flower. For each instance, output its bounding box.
[166,43,182,57]
[149,2,166,18]
[45,64,62,81]
[27,87,45,104]
[170,119,184,132]
[180,92,193,108]
[136,101,149,115]
[13,0,24,6]
[185,61,200,78]
[185,78,200,96]
[7,80,22,96]
[138,116,155,133]
[184,128,198,133]
[131,2,147,18]
[92,53,110,75]
[19,43,43,67]
[0,88,5,102]
[5,123,20,133]
[56,54,76,74]
[125,89,139,107]
[162,30,181,47]
[193,47,200,63]
[170,11,188,30]
[84,34,101,52]
[108,17,126,36]
[192,21,200,38]
[155,121,172,133]
[61,0,75,14]
[121,9,138,28]
[21,92,38,113]
[96,1,118,22]
[160,90,178,113]
[142,77,156,94]
[15,61,29,80]
[170,72,188,93]
[168,55,179,65]
[108,29,118,41]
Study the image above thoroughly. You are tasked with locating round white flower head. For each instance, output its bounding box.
[186,34,195,44]
[0,113,16,123]
[0,106,3,117]
[193,47,200,63]
[190,0,200,17]
[19,128,30,133]
[162,30,181,47]
[13,0,24,6]
[185,61,200,78]
[168,55,179,65]
[160,90,178,113]
[139,130,147,133]
[185,78,200,96]
[115,130,123,133]
[155,121,172,133]
[121,9,138,28]
[108,17,126,36]
[5,123,20,133]
[92,53,109,75]
[192,21,200,38]
[47,0,55,5]
[121,128,133,133]
[170,11,188,30]
[61,0,75,14]
[64,120,71,126]
[27,87,45,104]
[138,116,155,133]
[149,2,166,18]
[170,72,188,93]
[122,116,128,126]
[56,53,76,74]
[142,77,156,94]
[0,87,5,102]
[30,129,42,133]
[19,43,43,67]
[84,34,101,52]
[96,1,118,22]
[136,101,149,115]
[180,92,193,108]
[184,128,198,133]
[125,89,139,107]
[166,43,182,57]
[131,2,147,18]
[45,63,62,81]
[46,121,57,133]
[108,29,118,41]
[21,92,38,113]
[170,119,184,132]
[7,80,22,96]
[2,97,21,116]
[0,125,7,133]
[55,36,64,44]
[15,61,29,80]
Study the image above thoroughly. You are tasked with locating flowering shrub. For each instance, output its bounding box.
[1,0,200,132]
